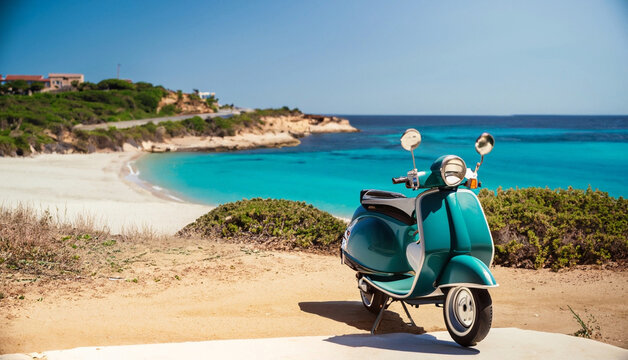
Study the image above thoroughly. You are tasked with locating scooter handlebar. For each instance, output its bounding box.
[392,176,408,185]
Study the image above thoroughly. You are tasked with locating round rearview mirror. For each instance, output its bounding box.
[475,133,495,156]
[400,128,421,151]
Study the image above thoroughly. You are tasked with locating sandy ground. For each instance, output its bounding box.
[0,152,626,354]
[0,239,626,354]
[0,151,210,234]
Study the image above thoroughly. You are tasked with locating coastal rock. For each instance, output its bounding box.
[156,91,215,114]
[255,114,358,137]
[139,113,356,153]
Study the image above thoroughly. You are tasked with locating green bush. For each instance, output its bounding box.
[178,198,346,252]
[159,104,178,115]
[205,95,218,107]
[181,116,207,133]
[134,90,162,112]
[479,187,627,270]
[97,78,135,90]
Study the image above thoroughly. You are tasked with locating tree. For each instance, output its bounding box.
[6,80,29,95]
[135,81,154,91]
[78,82,97,91]
[206,94,218,106]
[30,82,45,93]
[97,78,135,90]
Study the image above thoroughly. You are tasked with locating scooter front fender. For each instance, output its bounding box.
[437,255,498,288]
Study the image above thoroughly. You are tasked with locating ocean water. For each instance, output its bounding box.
[135,115,628,218]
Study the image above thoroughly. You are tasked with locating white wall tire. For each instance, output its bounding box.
[443,287,492,346]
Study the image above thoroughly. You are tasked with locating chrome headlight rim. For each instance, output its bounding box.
[440,155,467,187]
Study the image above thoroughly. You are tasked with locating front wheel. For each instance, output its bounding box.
[443,286,492,347]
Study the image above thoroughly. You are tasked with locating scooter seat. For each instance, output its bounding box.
[360,189,406,200]
[360,189,416,225]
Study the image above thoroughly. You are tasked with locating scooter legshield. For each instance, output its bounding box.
[436,255,497,288]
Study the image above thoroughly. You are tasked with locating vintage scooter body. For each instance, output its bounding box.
[340,129,497,347]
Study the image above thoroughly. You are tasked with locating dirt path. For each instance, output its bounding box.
[1,241,626,354]
[72,110,235,131]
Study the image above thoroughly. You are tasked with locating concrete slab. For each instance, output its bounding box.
[2,328,626,360]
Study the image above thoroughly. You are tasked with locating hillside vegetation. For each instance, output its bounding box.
[73,107,302,153]
[0,79,223,156]
[0,76,305,156]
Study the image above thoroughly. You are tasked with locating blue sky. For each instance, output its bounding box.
[1,0,627,114]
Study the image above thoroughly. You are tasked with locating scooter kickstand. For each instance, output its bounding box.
[400,302,417,328]
[370,297,391,335]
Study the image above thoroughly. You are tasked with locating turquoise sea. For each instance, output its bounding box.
[135,115,628,218]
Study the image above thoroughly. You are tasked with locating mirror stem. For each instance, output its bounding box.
[411,150,417,170]
[474,155,484,173]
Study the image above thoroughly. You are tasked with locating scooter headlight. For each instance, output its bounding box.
[440,155,467,186]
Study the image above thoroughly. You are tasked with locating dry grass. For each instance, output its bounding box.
[0,204,164,278]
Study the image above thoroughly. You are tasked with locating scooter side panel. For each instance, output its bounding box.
[456,190,494,266]
[343,207,415,274]
[410,190,454,297]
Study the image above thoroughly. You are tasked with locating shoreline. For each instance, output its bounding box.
[128,152,352,223]
[0,114,358,233]
[0,147,351,237]
[0,151,212,235]
[135,114,358,153]
[121,153,191,204]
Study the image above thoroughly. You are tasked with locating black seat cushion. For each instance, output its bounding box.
[360,189,406,203]
[359,189,415,225]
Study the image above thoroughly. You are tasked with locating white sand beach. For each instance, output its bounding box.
[0,113,358,233]
[0,151,211,235]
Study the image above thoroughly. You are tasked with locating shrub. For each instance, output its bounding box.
[134,90,161,112]
[479,187,627,270]
[205,95,218,107]
[181,116,207,133]
[178,198,346,252]
[97,79,135,90]
[159,104,178,116]
[77,82,97,91]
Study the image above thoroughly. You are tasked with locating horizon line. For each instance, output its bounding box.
[317,113,628,117]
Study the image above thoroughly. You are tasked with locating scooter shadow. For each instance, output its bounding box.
[299,300,425,334]
[325,333,479,355]
[299,301,479,355]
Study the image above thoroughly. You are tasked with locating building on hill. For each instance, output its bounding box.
[0,73,84,92]
[197,91,215,100]
[0,74,51,87]
[47,73,84,90]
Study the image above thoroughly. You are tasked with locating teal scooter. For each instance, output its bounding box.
[340,128,497,347]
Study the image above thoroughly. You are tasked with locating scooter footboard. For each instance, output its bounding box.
[437,255,498,288]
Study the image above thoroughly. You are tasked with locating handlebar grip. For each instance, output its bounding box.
[392,176,407,184]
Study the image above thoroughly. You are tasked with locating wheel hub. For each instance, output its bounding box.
[454,288,475,327]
